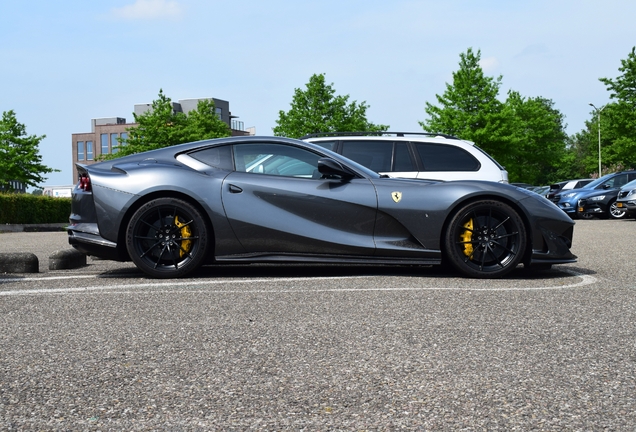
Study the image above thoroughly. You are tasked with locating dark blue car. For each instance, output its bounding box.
[554,171,636,219]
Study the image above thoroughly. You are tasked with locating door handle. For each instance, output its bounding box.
[228,184,243,193]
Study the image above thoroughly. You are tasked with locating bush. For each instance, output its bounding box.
[0,193,71,224]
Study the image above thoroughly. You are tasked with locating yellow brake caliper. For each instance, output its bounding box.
[461,219,474,258]
[174,216,192,258]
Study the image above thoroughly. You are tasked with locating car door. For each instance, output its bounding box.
[221,142,379,256]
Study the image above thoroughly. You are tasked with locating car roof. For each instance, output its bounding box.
[302,132,475,146]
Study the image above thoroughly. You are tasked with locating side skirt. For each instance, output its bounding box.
[214,252,442,266]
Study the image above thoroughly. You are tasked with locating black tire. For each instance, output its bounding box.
[126,198,210,278]
[444,200,527,278]
[608,200,626,219]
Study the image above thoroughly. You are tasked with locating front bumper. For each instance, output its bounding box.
[616,199,636,215]
[576,198,607,216]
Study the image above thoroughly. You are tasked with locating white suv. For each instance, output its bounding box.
[303,132,508,183]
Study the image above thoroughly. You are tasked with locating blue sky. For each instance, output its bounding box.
[2,0,635,186]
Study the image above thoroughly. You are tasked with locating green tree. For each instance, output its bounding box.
[563,47,636,179]
[597,47,636,171]
[420,48,568,184]
[104,90,231,159]
[0,110,58,190]
[503,92,568,184]
[419,49,513,169]
[273,73,388,138]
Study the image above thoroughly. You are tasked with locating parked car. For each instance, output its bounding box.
[67,136,576,279]
[302,132,509,183]
[547,179,593,202]
[614,179,636,217]
[554,171,636,219]
[531,185,551,197]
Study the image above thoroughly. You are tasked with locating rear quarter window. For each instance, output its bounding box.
[414,142,480,172]
[188,145,233,170]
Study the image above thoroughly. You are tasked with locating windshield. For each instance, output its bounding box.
[621,179,636,190]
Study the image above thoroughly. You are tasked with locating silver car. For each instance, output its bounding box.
[615,179,636,217]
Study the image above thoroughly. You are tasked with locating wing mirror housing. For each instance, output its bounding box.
[317,158,355,179]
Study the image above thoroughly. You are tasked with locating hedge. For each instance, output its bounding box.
[0,193,71,224]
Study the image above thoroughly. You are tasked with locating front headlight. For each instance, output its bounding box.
[589,195,606,201]
[563,192,577,199]
[627,189,636,197]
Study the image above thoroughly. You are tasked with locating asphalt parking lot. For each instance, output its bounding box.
[1,219,635,430]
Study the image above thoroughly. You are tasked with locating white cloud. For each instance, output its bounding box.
[111,0,183,20]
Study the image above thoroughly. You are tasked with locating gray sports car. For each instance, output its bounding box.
[68,136,576,279]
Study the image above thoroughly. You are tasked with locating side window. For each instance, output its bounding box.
[311,140,338,151]
[341,140,393,172]
[604,174,628,189]
[414,143,480,172]
[233,143,321,178]
[188,145,233,170]
[394,142,414,171]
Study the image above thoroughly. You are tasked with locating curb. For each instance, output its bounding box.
[0,223,67,233]
[0,249,87,274]
[49,249,87,270]
[0,252,39,273]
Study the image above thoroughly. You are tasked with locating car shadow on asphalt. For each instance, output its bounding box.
[89,262,595,282]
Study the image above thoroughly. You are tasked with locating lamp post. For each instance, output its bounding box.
[589,103,606,177]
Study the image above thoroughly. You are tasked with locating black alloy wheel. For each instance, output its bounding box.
[126,198,209,278]
[444,200,527,278]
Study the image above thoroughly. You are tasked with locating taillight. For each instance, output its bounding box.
[78,174,92,192]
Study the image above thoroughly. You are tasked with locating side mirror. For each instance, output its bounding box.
[317,158,354,179]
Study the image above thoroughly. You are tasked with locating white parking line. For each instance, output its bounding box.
[0,270,597,296]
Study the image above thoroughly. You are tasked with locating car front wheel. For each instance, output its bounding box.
[126,198,210,278]
[608,200,626,219]
[444,200,527,278]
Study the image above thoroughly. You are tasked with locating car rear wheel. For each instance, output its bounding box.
[444,200,527,278]
[608,200,626,219]
[126,198,209,278]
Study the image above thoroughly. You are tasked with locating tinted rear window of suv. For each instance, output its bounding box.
[340,140,416,172]
[414,142,480,171]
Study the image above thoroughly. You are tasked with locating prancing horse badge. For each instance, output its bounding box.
[391,191,402,203]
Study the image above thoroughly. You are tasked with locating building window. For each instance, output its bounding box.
[116,132,128,154]
[215,107,222,119]
[101,133,108,154]
[77,141,85,161]
[111,133,119,154]
[86,141,94,161]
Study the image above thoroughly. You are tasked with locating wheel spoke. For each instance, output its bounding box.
[141,219,158,230]
[153,244,169,269]
[485,244,506,268]
[490,240,518,257]
[493,216,510,231]
[493,231,519,240]
[168,243,180,270]
[139,240,163,259]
